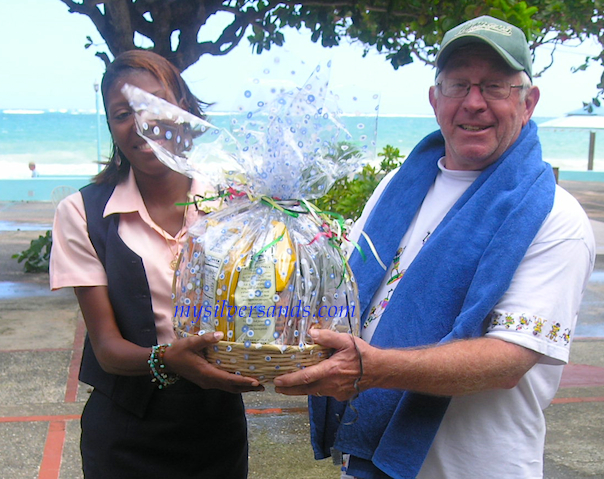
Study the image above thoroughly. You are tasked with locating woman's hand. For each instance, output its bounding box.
[75,287,263,393]
[273,329,367,401]
[163,332,265,393]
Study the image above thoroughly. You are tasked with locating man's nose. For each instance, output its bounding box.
[462,84,488,110]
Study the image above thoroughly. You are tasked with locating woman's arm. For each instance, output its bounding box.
[75,285,264,393]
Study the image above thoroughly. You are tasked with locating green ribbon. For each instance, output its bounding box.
[251,232,285,265]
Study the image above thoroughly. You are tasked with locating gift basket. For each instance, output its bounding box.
[123,59,377,381]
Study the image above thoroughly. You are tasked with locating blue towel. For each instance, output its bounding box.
[309,120,556,478]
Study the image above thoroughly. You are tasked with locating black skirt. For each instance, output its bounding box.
[80,379,248,478]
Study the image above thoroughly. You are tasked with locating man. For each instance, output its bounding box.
[274,15,596,478]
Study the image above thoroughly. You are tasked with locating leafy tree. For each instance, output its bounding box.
[59,0,603,98]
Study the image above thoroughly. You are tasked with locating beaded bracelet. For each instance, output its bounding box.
[148,343,180,389]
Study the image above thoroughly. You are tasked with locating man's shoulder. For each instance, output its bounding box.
[552,184,590,220]
[536,184,594,242]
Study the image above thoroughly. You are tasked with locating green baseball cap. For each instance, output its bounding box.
[435,15,532,81]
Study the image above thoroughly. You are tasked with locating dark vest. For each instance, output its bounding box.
[79,182,157,417]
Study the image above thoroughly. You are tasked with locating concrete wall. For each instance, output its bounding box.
[0,177,92,202]
[558,171,604,182]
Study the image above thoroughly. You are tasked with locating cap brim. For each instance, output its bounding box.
[436,35,525,74]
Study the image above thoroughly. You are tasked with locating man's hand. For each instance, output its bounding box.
[274,330,541,399]
[274,329,367,401]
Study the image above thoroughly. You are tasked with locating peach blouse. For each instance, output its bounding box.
[50,170,215,344]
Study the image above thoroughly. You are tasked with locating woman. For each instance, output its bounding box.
[50,50,263,478]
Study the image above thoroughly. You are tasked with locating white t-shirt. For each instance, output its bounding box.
[345,159,595,478]
[360,160,481,341]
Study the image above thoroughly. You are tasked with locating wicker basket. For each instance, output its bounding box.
[204,341,332,383]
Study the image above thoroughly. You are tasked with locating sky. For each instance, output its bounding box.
[1,0,602,118]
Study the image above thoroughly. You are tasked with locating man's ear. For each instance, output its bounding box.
[522,86,540,126]
[428,86,439,123]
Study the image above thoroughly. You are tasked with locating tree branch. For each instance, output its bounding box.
[56,0,603,96]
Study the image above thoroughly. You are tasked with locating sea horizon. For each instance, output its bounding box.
[1,110,602,179]
[2,108,438,118]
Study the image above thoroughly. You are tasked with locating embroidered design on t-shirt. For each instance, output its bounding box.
[488,312,571,346]
[364,246,405,329]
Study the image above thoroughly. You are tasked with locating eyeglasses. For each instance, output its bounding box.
[436,79,526,100]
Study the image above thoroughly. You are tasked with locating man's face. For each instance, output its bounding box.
[429,48,539,171]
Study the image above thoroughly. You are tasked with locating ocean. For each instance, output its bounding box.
[1,110,602,179]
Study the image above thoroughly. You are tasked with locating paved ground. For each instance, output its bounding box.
[1,180,604,479]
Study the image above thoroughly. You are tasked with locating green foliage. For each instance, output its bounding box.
[61,0,604,100]
[315,145,405,221]
[12,230,52,273]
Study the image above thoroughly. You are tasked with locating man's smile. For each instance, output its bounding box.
[459,124,490,131]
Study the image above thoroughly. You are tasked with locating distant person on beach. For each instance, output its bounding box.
[274,16,596,478]
[50,50,262,478]
[28,162,39,177]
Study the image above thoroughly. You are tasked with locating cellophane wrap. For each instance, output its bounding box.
[122,60,378,348]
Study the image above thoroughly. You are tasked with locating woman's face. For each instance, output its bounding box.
[105,70,180,178]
